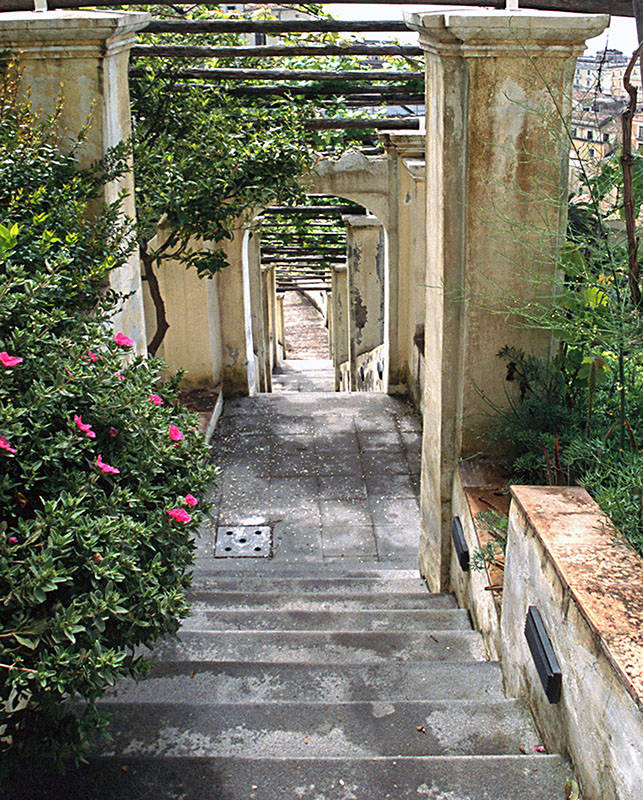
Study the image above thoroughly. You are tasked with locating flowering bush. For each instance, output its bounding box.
[0,67,216,761]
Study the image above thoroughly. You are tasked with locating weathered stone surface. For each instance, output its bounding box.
[502,488,642,800]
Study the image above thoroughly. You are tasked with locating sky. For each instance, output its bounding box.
[328,4,638,56]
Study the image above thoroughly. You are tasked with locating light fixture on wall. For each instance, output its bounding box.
[524,606,562,704]
[451,516,469,571]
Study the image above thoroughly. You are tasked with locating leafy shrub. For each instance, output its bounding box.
[0,67,216,763]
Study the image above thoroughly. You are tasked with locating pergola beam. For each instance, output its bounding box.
[132,43,423,58]
[129,67,421,82]
[170,84,423,98]
[2,1,634,15]
[262,205,364,215]
[305,118,419,130]
[1,0,634,13]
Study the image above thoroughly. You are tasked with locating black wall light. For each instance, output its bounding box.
[525,606,562,704]
[451,516,469,571]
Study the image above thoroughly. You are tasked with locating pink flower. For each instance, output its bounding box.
[115,372,124,381]
[7,536,18,545]
[166,508,191,523]
[169,424,183,442]
[109,427,119,438]
[113,332,134,348]
[73,414,96,439]
[532,746,546,753]
[184,494,198,507]
[86,350,101,363]
[149,394,163,406]
[0,352,23,368]
[64,367,74,379]
[96,454,120,475]
[0,436,17,455]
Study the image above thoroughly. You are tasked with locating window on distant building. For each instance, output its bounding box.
[603,133,609,142]
[638,125,643,139]
[255,33,267,45]
[571,127,577,137]
[589,148,595,158]
[587,130,593,140]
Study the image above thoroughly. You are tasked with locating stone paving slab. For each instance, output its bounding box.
[6,754,572,800]
[90,699,541,758]
[187,591,457,611]
[151,630,487,664]
[104,661,506,705]
[182,608,470,632]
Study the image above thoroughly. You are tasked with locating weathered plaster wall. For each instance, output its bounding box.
[502,486,642,800]
[354,345,386,393]
[344,215,386,392]
[450,465,506,660]
[0,10,150,353]
[142,228,222,388]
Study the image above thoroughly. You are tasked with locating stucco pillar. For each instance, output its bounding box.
[343,215,386,392]
[219,227,251,395]
[0,10,150,354]
[381,132,426,405]
[406,10,608,591]
[331,264,349,391]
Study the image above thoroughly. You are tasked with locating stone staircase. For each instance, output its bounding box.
[11,565,571,798]
[6,392,572,797]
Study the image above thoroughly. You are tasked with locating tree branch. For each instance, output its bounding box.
[621,42,643,309]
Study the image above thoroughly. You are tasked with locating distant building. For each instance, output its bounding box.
[569,90,622,192]
[573,49,631,92]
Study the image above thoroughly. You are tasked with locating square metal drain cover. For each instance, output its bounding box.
[215,525,272,558]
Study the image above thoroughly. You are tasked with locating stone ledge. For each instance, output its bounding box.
[511,485,642,706]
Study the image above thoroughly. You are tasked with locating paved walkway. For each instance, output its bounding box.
[204,392,422,568]
[282,290,329,359]
[272,358,335,392]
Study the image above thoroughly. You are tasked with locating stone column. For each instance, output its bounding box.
[406,10,608,590]
[343,215,386,392]
[219,227,251,395]
[330,264,349,391]
[260,264,275,392]
[381,131,426,405]
[0,10,150,353]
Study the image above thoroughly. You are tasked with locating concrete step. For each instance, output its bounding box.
[105,660,507,705]
[183,608,470,632]
[91,700,542,758]
[191,560,424,576]
[6,755,572,800]
[188,590,456,611]
[189,575,429,594]
[149,630,486,664]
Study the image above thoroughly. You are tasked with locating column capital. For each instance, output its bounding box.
[380,130,425,159]
[342,214,383,229]
[0,10,150,58]
[405,10,608,58]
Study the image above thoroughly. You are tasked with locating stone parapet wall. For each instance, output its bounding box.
[501,486,642,800]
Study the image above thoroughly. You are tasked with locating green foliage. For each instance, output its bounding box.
[128,4,419,351]
[0,67,216,763]
[470,510,508,572]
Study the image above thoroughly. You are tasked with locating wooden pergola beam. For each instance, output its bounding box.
[1,0,634,13]
[261,205,364,215]
[132,43,423,58]
[145,19,411,34]
[305,118,419,130]
[2,1,634,15]
[129,67,421,82]
[170,84,423,98]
